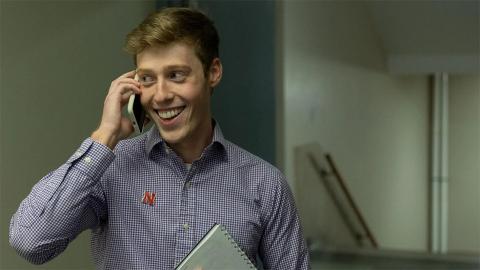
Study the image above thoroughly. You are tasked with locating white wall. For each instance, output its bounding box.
[448,75,480,254]
[281,1,430,251]
[0,1,155,269]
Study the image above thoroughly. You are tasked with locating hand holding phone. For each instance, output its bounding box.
[91,70,142,149]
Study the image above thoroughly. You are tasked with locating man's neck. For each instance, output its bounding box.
[168,120,213,164]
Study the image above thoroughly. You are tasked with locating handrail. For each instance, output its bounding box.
[325,153,379,248]
[307,153,364,246]
[307,151,379,248]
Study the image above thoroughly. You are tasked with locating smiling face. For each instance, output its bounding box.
[136,42,221,148]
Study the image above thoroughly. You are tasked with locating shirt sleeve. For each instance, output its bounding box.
[259,173,311,269]
[9,138,115,265]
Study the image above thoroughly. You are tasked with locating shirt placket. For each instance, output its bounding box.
[174,164,197,266]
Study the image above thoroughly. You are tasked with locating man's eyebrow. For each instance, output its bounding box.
[136,65,192,74]
[163,65,192,72]
[135,68,154,74]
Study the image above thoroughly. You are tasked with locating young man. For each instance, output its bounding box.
[9,7,310,269]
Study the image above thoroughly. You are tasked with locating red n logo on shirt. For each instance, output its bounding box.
[142,191,156,206]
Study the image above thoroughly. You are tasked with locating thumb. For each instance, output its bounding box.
[144,114,151,126]
[119,117,134,139]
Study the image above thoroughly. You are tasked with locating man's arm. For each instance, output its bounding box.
[8,139,114,264]
[259,174,311,269]
[9,70,141,264]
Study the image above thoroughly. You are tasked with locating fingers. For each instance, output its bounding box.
[120,69,136,79]
[119,117,134,138]
[120,92,133,107]
[117,81,140,96]
[121,90,134,100]
[93,70,142,149]
[119,70,140,87]
[109,79,141,96]
[107,70,141,95]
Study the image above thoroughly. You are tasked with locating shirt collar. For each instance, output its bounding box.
[145,119,226,157]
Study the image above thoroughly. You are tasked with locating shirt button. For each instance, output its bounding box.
[183,223,190,231]
[84,156,92,164]
[185,182,192,188]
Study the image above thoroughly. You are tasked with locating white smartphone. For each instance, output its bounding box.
[127,74,146,134]
[127,94,146,134]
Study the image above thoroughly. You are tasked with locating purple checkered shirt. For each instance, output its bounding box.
[9,122,310,269]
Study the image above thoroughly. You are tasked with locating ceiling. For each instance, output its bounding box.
[365,0,479,74]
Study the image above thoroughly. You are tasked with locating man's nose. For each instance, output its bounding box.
[152,79,174,103]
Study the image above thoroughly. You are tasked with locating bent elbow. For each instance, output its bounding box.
[9,227,63,265]
[9,233,48,265]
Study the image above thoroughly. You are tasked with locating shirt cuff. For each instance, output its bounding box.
[68,138,115,180]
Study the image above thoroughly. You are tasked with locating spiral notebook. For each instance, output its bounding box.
[175,224,257,270]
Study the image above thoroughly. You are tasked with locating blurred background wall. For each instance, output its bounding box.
[448,75,479,254]
[282,1,430,251]
[282,0,479,256]
[1,0,478,269]
[199,0,277,165]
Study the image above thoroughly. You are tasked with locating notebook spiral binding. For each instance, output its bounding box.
[220,225,257,269]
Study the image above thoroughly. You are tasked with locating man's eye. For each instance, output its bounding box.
[139,75,155,85]
[168,71,187,82]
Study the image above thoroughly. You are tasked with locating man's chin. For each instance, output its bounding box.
[158,128,184,145]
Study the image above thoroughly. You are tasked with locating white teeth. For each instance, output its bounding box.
[158,107,184,119]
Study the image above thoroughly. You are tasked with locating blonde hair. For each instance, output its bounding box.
[124,7,219,75]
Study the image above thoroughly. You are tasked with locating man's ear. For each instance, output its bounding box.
[208,58,222,88]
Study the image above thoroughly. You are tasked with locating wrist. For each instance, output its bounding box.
[91,128,118,150]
